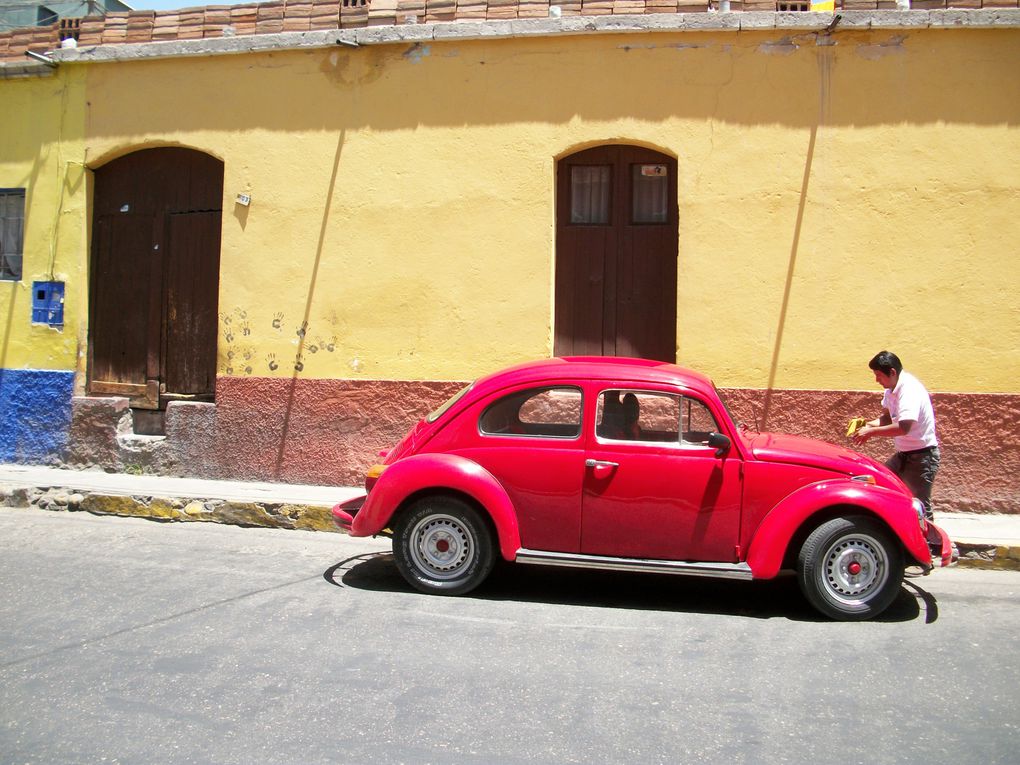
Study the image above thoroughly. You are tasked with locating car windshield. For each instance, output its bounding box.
[426,383,474,423]
[714,385,756,432]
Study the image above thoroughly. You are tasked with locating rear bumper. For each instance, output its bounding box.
[331,493,367,533]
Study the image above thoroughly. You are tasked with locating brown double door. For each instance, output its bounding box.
[555,145,678,363]
[88,148,224,409]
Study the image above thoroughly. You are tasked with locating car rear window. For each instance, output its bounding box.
[479,387,582,439]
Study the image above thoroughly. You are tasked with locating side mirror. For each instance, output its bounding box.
[707,432,731,458]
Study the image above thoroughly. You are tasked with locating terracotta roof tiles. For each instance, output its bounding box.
[1,0,1017,63]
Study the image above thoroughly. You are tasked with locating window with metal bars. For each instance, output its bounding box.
[59,18,81,43]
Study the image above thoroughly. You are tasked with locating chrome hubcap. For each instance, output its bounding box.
[409,514,474,580]
[822,533,888,605]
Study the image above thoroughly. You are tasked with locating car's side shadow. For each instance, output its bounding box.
[324,553,936,623]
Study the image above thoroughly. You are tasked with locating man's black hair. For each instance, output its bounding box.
[869,350,903,376]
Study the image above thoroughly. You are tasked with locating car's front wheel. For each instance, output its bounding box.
[392,496,496,596]
[797,516,904,621]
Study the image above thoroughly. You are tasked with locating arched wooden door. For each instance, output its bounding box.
[88,148,223,409]
[555,145,678,363]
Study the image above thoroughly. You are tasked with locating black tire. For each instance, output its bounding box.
[797,516,904,621]
[392,496,496,596]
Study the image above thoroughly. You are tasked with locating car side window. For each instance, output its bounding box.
[680,397,719,446]
[597,390,720,446]
[597,390,678,442]
[479,387,582,439]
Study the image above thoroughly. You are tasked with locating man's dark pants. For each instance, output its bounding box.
[886,446,941,526]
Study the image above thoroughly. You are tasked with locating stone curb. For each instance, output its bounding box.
[0,485,344,534]
[953,542,1020,571]
[5,483,1019,570]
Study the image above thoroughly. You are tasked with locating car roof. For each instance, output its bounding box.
[470,356,719,399]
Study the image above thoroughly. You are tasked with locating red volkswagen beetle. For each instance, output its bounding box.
[333,357,952,620]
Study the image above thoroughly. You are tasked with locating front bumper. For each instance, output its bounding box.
[927,520,953,568]
[331,493,367,532]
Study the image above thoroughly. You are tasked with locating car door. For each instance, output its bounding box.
[580,386,743,562]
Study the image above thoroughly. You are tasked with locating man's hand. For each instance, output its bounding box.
[846,417,868,437]
[852,425,875,446]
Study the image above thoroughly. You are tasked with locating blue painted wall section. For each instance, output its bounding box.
[0,369,74,463]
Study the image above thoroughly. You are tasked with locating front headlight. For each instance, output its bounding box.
[912,498,926,531]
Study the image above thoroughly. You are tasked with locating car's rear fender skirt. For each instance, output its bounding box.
[351,453,522,561]
[745,480,930,579]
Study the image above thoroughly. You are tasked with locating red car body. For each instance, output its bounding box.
[334,357,952,620]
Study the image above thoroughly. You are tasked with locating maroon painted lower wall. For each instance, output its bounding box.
[65,377,1020,514]
[209,377,464,484]
[721,388,1020,515]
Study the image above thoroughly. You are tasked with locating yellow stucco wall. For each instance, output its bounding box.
[0,68,86,373]
[5,26,1019,393]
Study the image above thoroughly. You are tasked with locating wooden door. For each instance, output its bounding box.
[555,145,678,363]
[89,149,223,409]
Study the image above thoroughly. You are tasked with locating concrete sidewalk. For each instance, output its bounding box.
[1,463,1017,569]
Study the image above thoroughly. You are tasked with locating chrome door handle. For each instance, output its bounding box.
[586,459,619,479]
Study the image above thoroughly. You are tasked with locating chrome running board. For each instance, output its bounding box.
[514,548,753,581]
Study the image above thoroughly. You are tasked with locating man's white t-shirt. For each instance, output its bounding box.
[882,371,938,452]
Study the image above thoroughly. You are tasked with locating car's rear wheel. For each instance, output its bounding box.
[393,496,496,596]
[797,516,904,621]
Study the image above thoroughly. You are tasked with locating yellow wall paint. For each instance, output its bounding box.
[0,68,86,373]
[4,27,1019,393]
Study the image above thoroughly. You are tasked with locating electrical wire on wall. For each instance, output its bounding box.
[45,61,87,282]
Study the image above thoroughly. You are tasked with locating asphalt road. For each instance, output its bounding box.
[1,507,1018,765]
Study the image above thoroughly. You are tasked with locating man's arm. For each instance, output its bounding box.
[854,409,913,444]
[869,410,892,428]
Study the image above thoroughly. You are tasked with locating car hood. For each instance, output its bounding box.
[746,432,886,476]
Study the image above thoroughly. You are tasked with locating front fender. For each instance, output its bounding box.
[350,453,522,561]
[745,480,930,579]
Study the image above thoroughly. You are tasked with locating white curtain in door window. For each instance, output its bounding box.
[570,166,611,225]
[631,166,668,224]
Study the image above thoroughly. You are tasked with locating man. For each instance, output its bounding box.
[853,351,940,523]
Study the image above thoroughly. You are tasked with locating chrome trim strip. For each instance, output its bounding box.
[514,549,753,580]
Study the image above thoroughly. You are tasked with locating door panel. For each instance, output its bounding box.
[581,387,742,562]
[556,145,678,362]
[581,446,742,562]
[556,225,614,358]
[164,211,222,395]
[88,214,158,404]
[615,229,677,360]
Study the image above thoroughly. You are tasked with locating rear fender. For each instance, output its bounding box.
[351,453,522,561]
[745,480,930,579]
